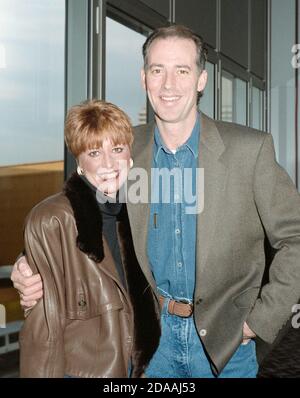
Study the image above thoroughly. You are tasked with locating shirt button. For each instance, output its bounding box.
[200,329,207,337]
[177,262,182,268]
[175,229,181,234]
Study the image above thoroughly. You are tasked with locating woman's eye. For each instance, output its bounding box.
[88,150,100,157]
[112,147,124,153]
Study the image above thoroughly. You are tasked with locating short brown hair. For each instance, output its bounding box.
[65,100,133,158]
[143,24,207,72]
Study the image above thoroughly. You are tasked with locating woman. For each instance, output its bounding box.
[19,100,160,378]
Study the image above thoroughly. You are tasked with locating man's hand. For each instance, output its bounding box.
[242,322,256,345]
[11,256,43,309]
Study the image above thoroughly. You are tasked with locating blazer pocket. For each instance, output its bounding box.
[232,286,260,309]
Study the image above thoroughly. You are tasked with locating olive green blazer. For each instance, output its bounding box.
[126,113,300,374]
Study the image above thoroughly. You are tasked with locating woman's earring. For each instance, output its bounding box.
[77,166,84,175]
[129,158,134,168]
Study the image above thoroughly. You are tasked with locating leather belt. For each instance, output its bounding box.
[159,295,193,318]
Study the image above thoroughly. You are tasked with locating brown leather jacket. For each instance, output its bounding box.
[19,173,160,378]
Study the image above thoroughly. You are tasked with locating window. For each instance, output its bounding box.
[0,0,65,166]
[252,86,264,130]
[221,71,233,122]
[0,0,65,378]
[199,61,215,118]
[0,1,65,267]
[106,17,148,126]
[235,78,247,126]
[221,70,247,125]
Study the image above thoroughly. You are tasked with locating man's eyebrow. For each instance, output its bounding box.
[148,63,164,69]
[176,65,192,70]
[147,64,192,70]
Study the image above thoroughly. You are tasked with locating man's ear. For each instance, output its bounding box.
[141,68,146,91]
[197,70,208,93]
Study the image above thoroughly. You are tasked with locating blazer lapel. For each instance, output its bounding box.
[126,123,157,291]
[196,114,228,276]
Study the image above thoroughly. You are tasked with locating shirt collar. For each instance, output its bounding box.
[154,113,200,162]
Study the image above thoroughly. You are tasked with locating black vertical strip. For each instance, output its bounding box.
[296,0,299,189]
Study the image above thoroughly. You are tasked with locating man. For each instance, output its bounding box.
[12,25,300,377]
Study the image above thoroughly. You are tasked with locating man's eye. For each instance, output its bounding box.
[112,147,124,153]
[151,68,162,75]
[178,69,189,75]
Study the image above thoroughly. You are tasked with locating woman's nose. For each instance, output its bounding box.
[102,153,113,169]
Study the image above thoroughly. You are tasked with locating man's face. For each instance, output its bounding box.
[141,37,207,126]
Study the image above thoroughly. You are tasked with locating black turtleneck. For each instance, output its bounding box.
[79,175,126,289]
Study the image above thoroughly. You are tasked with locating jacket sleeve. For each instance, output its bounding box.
[19,209,66,377]
[247,133,300,343]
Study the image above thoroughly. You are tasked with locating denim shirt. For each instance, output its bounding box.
[147,115,200,301]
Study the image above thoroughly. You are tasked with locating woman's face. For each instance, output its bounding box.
[77,138,131,197]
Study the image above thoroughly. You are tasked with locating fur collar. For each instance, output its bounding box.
[63,172,104,262]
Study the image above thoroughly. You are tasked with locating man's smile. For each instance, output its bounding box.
[160,95,182,103]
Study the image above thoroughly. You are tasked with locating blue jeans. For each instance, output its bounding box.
[145,299,258,378]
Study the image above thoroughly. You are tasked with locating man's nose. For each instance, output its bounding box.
[163,71,175,90]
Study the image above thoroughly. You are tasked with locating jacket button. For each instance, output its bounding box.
[78,299,87,307]
[196,298,203,305]
[200,329,207,337]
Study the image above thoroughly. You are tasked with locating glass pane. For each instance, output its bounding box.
[0,0,65,166]
[0,0,65,265]
[221,71,233,122]
[271,0,295,182]
[0,0,65,359]
[199,61,215,118]
[106,18,147,126]
[234,78,247,126]
[252,86,263,130]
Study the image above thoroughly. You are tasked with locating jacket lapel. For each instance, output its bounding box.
[196,114,228,277]
[98,240,125,287]
[126,123,157,292]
